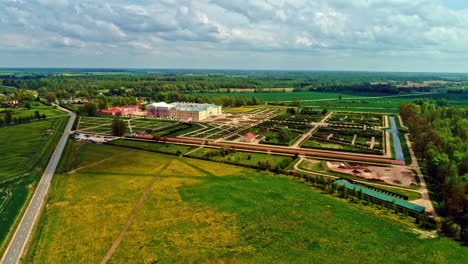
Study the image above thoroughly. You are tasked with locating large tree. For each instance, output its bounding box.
[4,110,12,124]
[112,119,127,137]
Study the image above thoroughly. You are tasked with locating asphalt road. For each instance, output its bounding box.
[0,106,76,264]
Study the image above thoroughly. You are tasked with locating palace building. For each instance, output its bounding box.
[146,102,222,121]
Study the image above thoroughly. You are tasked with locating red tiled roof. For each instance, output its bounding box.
[243,132,256,139]
[121,105,141,109]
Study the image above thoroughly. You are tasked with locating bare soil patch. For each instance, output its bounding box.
[328,162,417,186]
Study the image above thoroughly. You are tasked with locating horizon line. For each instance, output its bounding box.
[0,67,468,75]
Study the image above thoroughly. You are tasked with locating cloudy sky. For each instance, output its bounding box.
[1,0,468,72]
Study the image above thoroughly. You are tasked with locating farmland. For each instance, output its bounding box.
[0,117,68,252]
[27,143,467,263]
[193,91,391,102]
[299,95,468,113]
[196,91,468,105]
[0,117,69,182]
[196,91,468,113]
[0,102,65,120]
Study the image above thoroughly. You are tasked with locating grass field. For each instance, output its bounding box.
[27,143,467,263]
[193,91,390,101]
[0,117,69,181]
[108,139,196,155]
[299,106,400,113]
[196,91,467,113]
[0,117,69,253]
[0,102,65,120]
[188,148,294,168]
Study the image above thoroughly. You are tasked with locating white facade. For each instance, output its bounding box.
[147,102,222,121]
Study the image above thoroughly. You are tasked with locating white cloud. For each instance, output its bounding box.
[1,0,468,71]
[38,0,68,7]
[296,36,314,47]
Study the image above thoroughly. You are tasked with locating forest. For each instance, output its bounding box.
[400,100,468,242]
[2,70,467,98]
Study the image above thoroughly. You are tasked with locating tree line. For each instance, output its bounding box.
[289,173,435,228]
[5,71,464,101]
[0,110,47,126]
[399,100,467,242]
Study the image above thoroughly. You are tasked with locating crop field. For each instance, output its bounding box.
[200,91,467,106]
[0,174,37,252]
[196,91,467,113]
[27,144,467,263]
[193,91,390,102]
[223,106,257,113]
[299,93,467,113]
[0,102,65,120]
[300,106,400,113]
[0,117,68,251]
[0,117,69,181]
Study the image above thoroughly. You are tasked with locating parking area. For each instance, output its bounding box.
[74,133,117,143]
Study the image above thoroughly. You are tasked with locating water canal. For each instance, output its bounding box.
[386,116,404,161]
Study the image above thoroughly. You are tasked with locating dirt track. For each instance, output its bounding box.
[99,159,174,264]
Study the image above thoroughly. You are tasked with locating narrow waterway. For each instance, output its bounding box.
[386,116,404,161]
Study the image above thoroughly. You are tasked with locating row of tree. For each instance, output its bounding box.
[0,110,46,126]
[292,173,435,228]
[6,72,463,102]
[399,100,467,242]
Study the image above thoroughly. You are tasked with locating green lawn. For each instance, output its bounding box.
[108,139,196,155]
[192,91,390,101]
[192,92,466,113]
[0,117,69,181]
[77,116,178,135]
[0,117,69,253]
[299,93,467,113]
[188,148,294,168]
[0,102,65,120]
[27,144,467,263]
[300,107,400,113]
[369,185,422,201]
[302,139,343,149]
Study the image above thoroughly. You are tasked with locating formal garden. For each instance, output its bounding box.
[328,112,384,127]
[301,112,386,155]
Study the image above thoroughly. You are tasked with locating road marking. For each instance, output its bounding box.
[0,110,75,264]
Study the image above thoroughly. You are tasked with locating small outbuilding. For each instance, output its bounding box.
[240,132,256,142]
